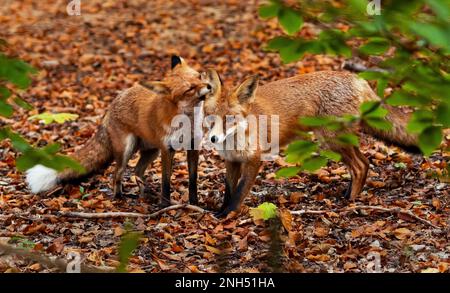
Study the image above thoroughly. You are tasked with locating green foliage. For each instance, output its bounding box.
[1,40,84,175]
[29,112,79,125]
[260,0,448,172]
[337,133,359,147]
[10,236,35,249]
[250,202,278,221]
[117,223,143,272]
[0,53,36,89]
[259,1,303,35]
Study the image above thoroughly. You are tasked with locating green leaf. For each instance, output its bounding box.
[42,143,60,155]
[266,36,295,51]
[285,140,318,163]
[410,22,450,51]
[321,150,342,162]
[436,102,450,127]
[0,86,11,99]
[0,54,36,89]
[299,116,333,127]
[377,78,388,97]
[425,0,450,21]
[81,193,91,200]
[275,166,301,178]
[0,128,31,152]
[418,126,442,156]
[360,101,381,116]
[358,71,388,81]
[365,117,393,131]
[394,162,407,169]
[359,37,390,55]
[278,7,303,35]
[0,99,13,117]
[117,229,142,272]
[28,112,79,124]
[337,133,359,146]
[407,110,434,134]
[13,96,33,110]
[250,202,278,221]
[259,2,280,19]
[387,91,430,107]
[302,155,328,172]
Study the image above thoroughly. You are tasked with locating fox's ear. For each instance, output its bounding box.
[142,81,171,95]
[235,75,259,104]
[171,55,185,69]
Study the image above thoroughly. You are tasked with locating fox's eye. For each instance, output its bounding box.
[185,86,196,94]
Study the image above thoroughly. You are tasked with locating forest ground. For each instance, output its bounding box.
[0,0,449,273]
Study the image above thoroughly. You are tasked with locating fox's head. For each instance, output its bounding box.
[144,56,211,110]
[201,69,259,148]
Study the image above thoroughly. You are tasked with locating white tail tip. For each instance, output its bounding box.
[26,164,58,193]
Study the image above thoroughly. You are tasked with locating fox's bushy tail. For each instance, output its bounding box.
[362,105,420,153]
[26,125,113,193]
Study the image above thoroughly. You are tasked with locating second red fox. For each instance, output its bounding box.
[203,69,419,217]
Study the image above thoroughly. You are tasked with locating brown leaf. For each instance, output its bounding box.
[279,208,292,231]
[205,245,221,255]
[290,192,304,203]
[205,233,216,246]
[393,228,413,240]
[23,223,46,235]
[306,254,330,262]
[314,226,329,238]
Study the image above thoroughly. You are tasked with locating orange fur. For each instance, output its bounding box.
[203,70,418,216]
[28,57,209,207]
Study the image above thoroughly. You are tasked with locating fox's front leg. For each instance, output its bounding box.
[221,160,241,212]
[216,159,261,218]
[160,148,175,208]
[187,149,199,205]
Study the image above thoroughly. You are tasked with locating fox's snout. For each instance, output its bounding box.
[197,83,212,101]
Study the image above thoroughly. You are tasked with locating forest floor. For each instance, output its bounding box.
[0,0,449,273]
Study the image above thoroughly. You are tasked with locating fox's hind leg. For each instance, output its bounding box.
[135,148,159,198]
[317,129,369,201]
[112,134,137,198]
[332,145,369,200]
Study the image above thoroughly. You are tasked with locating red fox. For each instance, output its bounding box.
[202,69,418,217]
[26,56,210,207]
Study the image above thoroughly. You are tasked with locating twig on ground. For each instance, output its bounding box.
[59,204,206,219]
[290,205,440,229]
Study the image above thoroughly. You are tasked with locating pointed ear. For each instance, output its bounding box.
[142,81,171,95]
[234,75,259,104]
[171,55,185,69]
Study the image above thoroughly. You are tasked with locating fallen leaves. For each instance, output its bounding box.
[393,228,414,240]
[0,0,449,274]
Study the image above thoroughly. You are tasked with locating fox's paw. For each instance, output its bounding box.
[214,207,237,219]
[343,180,352,199]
